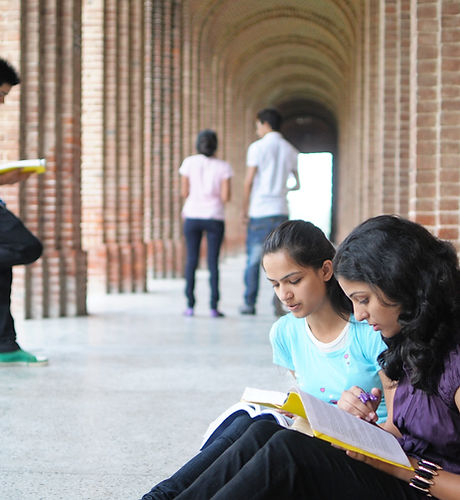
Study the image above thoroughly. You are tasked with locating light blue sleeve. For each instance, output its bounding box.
[359,322,387,371]
[269,318,295,371]
[351,319,389,422]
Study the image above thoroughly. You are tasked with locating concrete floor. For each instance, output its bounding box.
[0,255,292,500]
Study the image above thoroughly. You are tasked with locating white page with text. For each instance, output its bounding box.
[299,390,411,468]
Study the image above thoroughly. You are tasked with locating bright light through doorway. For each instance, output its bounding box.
[287,153,333,238]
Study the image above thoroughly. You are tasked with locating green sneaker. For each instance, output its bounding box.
[0,349,48,366]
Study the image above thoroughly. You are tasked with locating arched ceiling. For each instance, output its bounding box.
[184,0,359,117]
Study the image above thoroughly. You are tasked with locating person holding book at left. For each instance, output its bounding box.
[0,58,46,366]
[140,220,389,499]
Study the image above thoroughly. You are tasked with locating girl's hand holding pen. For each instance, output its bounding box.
[337,386,382,424]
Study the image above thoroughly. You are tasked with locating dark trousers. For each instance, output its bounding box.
[141,414,254,500]
[0,205,42,352]
[174,420,425,500]
[183,218,224,310]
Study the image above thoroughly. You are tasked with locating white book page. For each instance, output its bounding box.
[299,390,411,467]
[200,400,294,450]
[257,409,293,429]
[241,387,287,407]
[0,159,45,170]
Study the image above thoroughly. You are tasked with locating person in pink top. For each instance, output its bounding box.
[179,130,233,318]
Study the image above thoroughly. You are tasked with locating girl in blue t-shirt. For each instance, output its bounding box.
[141,220,390,500]
[263,219,388,422]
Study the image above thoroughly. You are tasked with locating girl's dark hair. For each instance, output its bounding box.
[333,214,460,393]
[0,58,20,86]
[262,220,352,318]
[196,129,218,157]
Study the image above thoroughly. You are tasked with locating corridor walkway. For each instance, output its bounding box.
[0,255,291,500]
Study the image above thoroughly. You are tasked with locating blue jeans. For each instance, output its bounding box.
[140,414,254,500]
[183,218,225,310]
[243,215,288,307]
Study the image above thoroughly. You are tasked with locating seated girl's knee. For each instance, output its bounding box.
[29,238,43,262]
[22,237,43,264]
[241,419,284,444]
[250,419,280,433]
[267,428,315,454]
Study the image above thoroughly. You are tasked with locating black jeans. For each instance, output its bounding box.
[183,218,224,310]
[0,205,42,352]
[174,420,425,500]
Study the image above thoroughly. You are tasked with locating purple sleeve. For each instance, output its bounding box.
[438,344,460,407]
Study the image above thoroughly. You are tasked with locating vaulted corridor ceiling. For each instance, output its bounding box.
[184,0,357,150]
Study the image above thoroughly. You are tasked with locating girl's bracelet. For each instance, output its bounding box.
[408,459,442,497]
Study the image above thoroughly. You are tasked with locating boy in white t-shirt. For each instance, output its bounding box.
[239,108,300,316]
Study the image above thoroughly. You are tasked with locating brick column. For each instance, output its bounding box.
[82,0,150,293]
[81,0,104,291]
[335,0,384,240]
[143,0,154,280]
[438,0,460,245]
[398,0,411,218]
[382,0,400,213]
[409,0,442,233]
[149,0,183,278]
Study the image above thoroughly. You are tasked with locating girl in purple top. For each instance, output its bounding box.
[169,215,459,499]
[334,215,460,498]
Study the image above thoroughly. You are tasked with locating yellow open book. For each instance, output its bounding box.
[241,387,414,471]
[0,158,46,175]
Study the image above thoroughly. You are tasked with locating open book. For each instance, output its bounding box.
[200,401,294,450]
[0,159,46,175]
[242,387,414,471]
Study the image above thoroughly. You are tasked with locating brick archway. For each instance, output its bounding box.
[0,0,459,318]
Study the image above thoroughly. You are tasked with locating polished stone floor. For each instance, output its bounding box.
[0,255,292,500]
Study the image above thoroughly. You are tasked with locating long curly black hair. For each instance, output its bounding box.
[262,219,352,319]
[333,215,460,393]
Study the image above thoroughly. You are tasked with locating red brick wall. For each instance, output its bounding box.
[335,0,460,249]
[413,0,460,244]
[82,0,185,291]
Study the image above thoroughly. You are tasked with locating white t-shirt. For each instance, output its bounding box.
[179,154,233,220]
[246,131,299,218]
